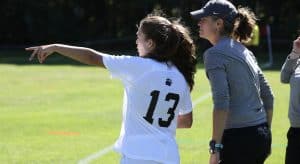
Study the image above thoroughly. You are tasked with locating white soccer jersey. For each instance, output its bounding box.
[103,55,193,163]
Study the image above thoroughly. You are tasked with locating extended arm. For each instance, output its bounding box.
[26,44,106,67]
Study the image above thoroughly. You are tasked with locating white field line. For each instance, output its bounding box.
[192,92,211,108]
[78,145,114,164]
[78,92,211,164]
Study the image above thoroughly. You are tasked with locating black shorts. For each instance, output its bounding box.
[220,123,272,164]
[285,127,300,164]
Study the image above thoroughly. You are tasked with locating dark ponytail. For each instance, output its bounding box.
[233,7,257,43]
[169,22,197,91]
[217,6,257,43]
[139,14,197,91]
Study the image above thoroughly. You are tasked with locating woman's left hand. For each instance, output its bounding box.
[293,36,300,54]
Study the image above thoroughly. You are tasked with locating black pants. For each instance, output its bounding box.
[220,123,271,164]
[285,127,300,164]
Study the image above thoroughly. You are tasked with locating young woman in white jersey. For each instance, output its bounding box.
[26,12,197,164]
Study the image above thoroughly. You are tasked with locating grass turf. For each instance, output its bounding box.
[0,62,289,163]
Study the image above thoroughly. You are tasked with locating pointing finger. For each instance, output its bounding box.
[25,47,38,51]
[29,48,39,61]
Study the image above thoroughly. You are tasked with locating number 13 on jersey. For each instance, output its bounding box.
[143,90,180,128]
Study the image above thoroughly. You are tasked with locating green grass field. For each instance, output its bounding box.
[0,61,290,163]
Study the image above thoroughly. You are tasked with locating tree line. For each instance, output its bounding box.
[1,0,299,53]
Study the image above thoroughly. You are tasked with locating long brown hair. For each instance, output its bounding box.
[138,13,197,90]
[215,7,257,43]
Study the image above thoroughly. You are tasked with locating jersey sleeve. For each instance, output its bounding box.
[102,55,146,84]
[178,86,193,115]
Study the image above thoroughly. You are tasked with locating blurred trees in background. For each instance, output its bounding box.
[0,0,299,53]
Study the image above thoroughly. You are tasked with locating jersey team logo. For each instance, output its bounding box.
[165,78,172,86]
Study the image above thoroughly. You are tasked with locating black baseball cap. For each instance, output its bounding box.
[190,0,238,23]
